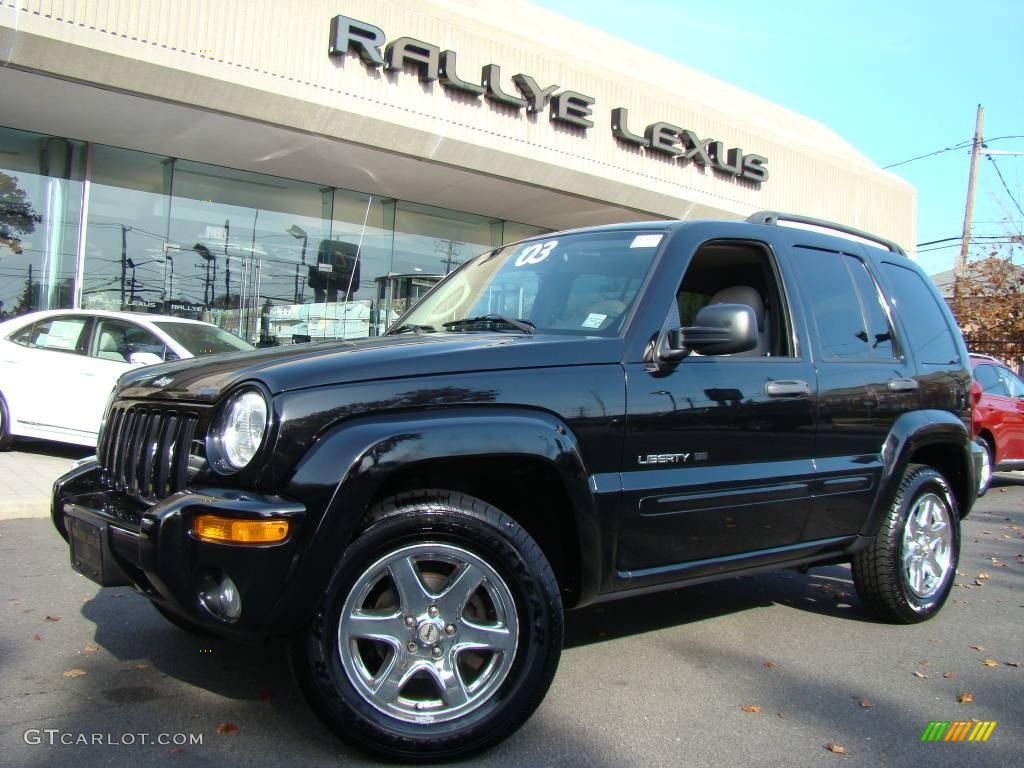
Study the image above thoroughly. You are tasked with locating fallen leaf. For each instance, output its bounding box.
[943,672,957,679]
[913,671,929,679]
[982,659,999,667]
[858,699,875,708]
[1005,661,1022,668]
[215,722,240,735]
[83,645,98,654]
[741,705,763,713]
[63,668,87,678]
[977,572,991,580]
[31,634,42,641]
[918,660,932,666]
[973,579,986,586]
[763,661,776,669]
[824,743,847,754]
[45,615,61,622]
[970,645,986,651]
[958,692,974,704]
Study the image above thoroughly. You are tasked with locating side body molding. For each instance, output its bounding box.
[864,409,977,538]
[272,407,603,625]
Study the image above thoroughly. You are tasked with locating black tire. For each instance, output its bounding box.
[974,435,994,494]
[0,392,14,451]
[153,603,216,637]
[852,464,960,623]
[291,490,563,761]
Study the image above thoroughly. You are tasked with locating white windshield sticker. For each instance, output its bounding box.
[582,313,607,329]
[514,239,559,266]
[630,234,663,249]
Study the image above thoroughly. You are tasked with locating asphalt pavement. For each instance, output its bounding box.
[0,441,1020,767]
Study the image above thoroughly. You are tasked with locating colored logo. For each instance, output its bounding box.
[921,721,997,742]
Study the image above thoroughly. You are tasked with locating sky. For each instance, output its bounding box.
[532,0,1024,275]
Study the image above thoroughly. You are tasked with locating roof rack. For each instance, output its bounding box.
[745,211,907,257]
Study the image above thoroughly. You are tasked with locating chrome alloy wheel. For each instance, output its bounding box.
[900,492,954,599]
[977,440,992,493]
[337,542,519,724]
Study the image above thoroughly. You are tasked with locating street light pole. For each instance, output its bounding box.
[287,224,309,304]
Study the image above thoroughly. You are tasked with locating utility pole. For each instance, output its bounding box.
[956,104,985,296]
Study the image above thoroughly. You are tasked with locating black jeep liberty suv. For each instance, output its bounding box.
[53,212,981,760]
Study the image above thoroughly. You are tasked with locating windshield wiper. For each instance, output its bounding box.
[390,323,436,334]
[442,314,535,334]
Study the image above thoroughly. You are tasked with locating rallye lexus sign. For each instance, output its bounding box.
[329,15,769,184]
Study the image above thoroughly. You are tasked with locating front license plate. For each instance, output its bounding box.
[68,516,105,584]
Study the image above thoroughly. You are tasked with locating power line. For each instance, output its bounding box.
[883,135,1024,170]
[985,155,1024,221]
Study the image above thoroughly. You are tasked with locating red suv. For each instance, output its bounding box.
[970,353,1024,491]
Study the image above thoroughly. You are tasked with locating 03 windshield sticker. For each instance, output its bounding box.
[514,240,559,267]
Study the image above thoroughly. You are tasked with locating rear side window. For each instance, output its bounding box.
[789,248,897,361]
[20,316,89,354]
[881,263,960,365]
[974,364,1006,395]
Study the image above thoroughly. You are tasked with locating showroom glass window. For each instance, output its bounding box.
[0,127,84,318]
[2,124,552,341]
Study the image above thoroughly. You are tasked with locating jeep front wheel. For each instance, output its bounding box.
[851,464,960,623]
[291,491,563,760]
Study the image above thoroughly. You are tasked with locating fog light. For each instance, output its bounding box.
[193,514,290,544]
[217,574,242,620]
[200,569,242,620]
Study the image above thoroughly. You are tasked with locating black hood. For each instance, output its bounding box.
[116,333,624,403]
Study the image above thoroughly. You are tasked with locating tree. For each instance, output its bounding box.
[951,239,1024,363]
[0,172,41,256]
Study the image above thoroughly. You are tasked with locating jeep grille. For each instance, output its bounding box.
[98,403,201,502]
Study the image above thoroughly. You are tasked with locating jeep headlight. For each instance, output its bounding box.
[211,389,268,471]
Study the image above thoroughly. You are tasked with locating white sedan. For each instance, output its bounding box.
[0,309,253,449]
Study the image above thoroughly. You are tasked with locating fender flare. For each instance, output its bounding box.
[862,409,976,538]
[272,406,603,626]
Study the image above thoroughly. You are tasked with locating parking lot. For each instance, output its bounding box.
[0,440,1020,767]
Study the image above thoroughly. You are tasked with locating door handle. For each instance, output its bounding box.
[764,379,810,397]
[888,377,919,392]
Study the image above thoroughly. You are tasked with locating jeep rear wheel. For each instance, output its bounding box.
[291,491,563,760]
[852,464,960,623]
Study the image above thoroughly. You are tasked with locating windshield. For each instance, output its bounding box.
[392,230,665,336]
[153,322,255,356]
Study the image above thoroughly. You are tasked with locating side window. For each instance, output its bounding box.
[974,364,1006,395]
[670,240,792,357]
[91,319,167,363]
[8,322,34,346]
[789,248,896,361]
[881,262,961,365]
[997,367,1024,398]
[26,317,89,354]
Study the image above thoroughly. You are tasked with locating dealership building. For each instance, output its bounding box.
[0,0,915,341]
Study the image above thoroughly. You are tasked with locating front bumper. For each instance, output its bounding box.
[52,460,305,637]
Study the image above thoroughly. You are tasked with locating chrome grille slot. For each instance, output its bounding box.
[98,403,201,502]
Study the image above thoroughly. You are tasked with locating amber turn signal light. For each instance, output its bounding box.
[193,515,290,544]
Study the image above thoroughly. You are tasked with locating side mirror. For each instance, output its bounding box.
[657,304,758,362]
[129,352,163,366]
